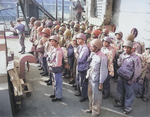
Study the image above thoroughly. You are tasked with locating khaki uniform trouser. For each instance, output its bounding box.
[19,33,25,47]
[88,81,102,115]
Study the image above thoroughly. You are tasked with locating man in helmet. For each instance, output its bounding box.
[133,51,147,99]
[12,18,25,54]
[101,37,115,99]
[74,0,82,22]
[98,28,109,41]
[69,35,79,85]
[114,41,141,115]
[88,24,93,32]
[37,26,43,40]
[61,23,66,28]
[127,29,143,54]
[74,33,89,102]
[29,17,36,29]
[54,25,60,35]
[142,45,150,102]
[66,22,70,29]
[112,31,124,82]
[58,27,66,47]
[41,19,47,28]
[29,20,41,62]
[113,31,124,52]
[47,35,63,102]
[85,39,108,117]
[51,21,58,35]
[79,25,86,33]
[70,21,75,37]
[73,24,80,37]
[91,29,101,39]
[45,20,53,35]
[64,29,74,79]
[37,28,50,76]
[84,29,91,44]
[36,26,43,68]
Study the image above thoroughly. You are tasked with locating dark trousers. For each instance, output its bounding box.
[42,57,48,74]
[68,57,74,70]
[103,74,110,97]
[117,77,135,112]
[143,78,150,100]
[76,71,88,99]
[133,81,144,98]
[113,56,119,79]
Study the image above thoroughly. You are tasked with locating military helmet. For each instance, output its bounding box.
[115,31,123,37]
[46,21,53,27]
[84,29,91,34]
[64,29,71,37]
[80,25,86,30]
[76,21,79,24]
[42,28,51,35]
[97,26,103,31]
[103,37,112,43]
[66,21,70,25]
[80,22,85,26]
[76,33,86,41]
[88,24,93,27]
[102,28,109,34]
[61,23,66,27]
[30,17,36,22]
[42,19,47,23]
[68,19,72,23]
[34,20,41,27]
[70,21,75,26]
[49,35,59,43]
[126,33,135,41]
[123,41,133,48]
[59,27,66,32]
[90,39,102,49]
[74,24,80,28]
[54,25,60,30]
[53,21,58,25]
[37,26,44,32]
[131,28,138,38]
[72,35,77,41]
[92,30,101,37]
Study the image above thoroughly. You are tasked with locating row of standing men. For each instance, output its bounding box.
[13,17,150,117]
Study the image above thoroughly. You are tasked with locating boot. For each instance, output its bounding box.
[41,72,48,76]
[64,69,70,78]
[18,47,23,53]
[21,47,25,54]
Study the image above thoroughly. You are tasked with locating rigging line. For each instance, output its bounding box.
[0,1,17,16]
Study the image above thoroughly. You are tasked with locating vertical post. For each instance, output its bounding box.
[18,0,30,34]
[62,0,64,23]
[17,3,19,18]
[55,0,57,20]
[70,0,73,21]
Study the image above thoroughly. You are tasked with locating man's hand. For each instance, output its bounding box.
[138,78,144,84]
[99,83,103,91]
[127,80,133,85]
